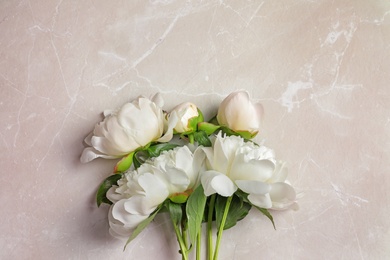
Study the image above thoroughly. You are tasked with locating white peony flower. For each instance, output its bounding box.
[106,145,205,238]
[217,90,263,135]
[170,102,201,133]
[80,94,177,163]
[200,133,297,210]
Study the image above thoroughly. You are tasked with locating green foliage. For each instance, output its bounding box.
[197,122,220,135]
[255,207,275,230]
[167,200,183,226]
[186,185,207,245]
[114,152,134,173]
[96,174,122,207]
[188,108,204,132]
[235,190,276,229]
[215,194,251,231]
[147,143,179,157]
[194,131,212,147]
[124,206,162,250]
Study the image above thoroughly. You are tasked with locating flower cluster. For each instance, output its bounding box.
[81,90,298,260]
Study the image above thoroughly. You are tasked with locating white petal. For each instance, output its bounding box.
[106,186,124,203]
[84,132,93,146]
[108,206,147,238]
[174,146,193,171]
[269,182,296,202]
[235,180,270,195]
[268,161,288,183]
[157,110,178,142]
[155,166,190,194]
[230,155,275,182]
[124,196,157,215]
[247,193,272,208]
[201,170,237,197]
[151,93,164,108]
[138,173,169,207]
[111,199,147,225]
[80,147,117,163]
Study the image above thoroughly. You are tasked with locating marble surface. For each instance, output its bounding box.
[1,0,390,259]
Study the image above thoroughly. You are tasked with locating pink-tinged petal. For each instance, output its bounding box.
[247,193,272,209]
[201,170,237,197]
[217,90,262,133]
[235,180,270,195]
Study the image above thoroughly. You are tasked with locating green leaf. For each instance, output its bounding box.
[147,143,179,157]
[96,174,122,207]
[124,206,161,250]
[215,195,252,230]
[133,151,145,169]
[186,185,207,245]
[167,200,183,226]
[235,130,258,139]
[197,122,220,135]
[208,115,219,125]
[193,131,212,147]
[114,152,134,173]
[220,127,257,141]
[255,207,276,230]
[235,190,276,229]
[188,108,204,132]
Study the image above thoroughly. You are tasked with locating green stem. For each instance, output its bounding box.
[172,219,189,260]
[196,230,201,260]
[207,194,216,260]
[182,219,188,252]
[188,134,195,144]
[213,196,233,260]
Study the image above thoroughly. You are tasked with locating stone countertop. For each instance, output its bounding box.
[1,1,389,259]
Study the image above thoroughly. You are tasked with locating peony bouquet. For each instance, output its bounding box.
[81,90,298,260]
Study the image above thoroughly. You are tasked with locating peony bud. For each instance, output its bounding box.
[170,102,203,133]
[217,90,263,136]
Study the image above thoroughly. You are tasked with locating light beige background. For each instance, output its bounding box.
[1,0,389,259]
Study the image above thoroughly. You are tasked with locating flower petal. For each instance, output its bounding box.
[269,182,296,205]
[268,161,288,183]
[111,199,149,225]
[80,147,117,163]
[230,155,275,182]
[106,186,124,203]
[151,93,164,108]
[235,180,270,195]
[157,110,178,143]
[201,170,237,197]
[137,172,169,207]
[247,193,272,208]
